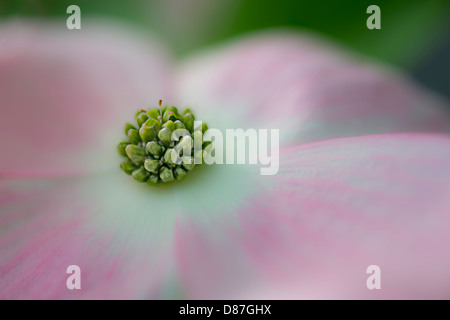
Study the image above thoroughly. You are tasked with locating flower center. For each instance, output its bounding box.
[118,100,208,186]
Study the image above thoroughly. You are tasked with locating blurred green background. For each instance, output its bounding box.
[1,0,449,98]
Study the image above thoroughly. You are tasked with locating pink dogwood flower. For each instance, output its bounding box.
[1,20,450,299]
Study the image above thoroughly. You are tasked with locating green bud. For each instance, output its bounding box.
[161,106,180,119]
[139,126,155,143]
[174,120,185,130]
[174,135,193,155]
[124,123,137,136]
[163,120,175,132]
[132,167,150,182]
[127,129,142,144]
[147,174,160,186]
[165,106,179,114]
[147,117,162,130]
[193,130,203,149]
[203,140,212,148]
[146,141,162,156]
[120,161,137,175]
[160,167,175,182]
[136,112,149,127]
[117,142,129,157]
[164,148,180,167]
[120,105,206,186]
[163,111,179,123]
[194,122,208,134]
[144,158,161,173]
[183,108,195,119]
[146,108,160,119]
[202,122,208,133]
[125,144,146,165]
[158,127,172,147]
[182,161,195,171]
[174,167,187,181]
[183,114,194,132]
[139,118,161,142]
[194,150,203,164]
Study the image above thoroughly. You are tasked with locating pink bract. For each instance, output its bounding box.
[1,20,450,299]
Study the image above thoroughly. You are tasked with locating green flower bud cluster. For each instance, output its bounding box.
[118,104,208,186]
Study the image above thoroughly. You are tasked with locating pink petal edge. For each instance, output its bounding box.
[175,133,450,299]
[0,20,173,177]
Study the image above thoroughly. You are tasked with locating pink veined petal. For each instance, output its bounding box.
[177,31,450,146]
[174,133,450,299]
[3,133,450,299]
[0,175,179,299]
[3,21,450,300]
[0,162,260,299]
[0,20,173,178]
